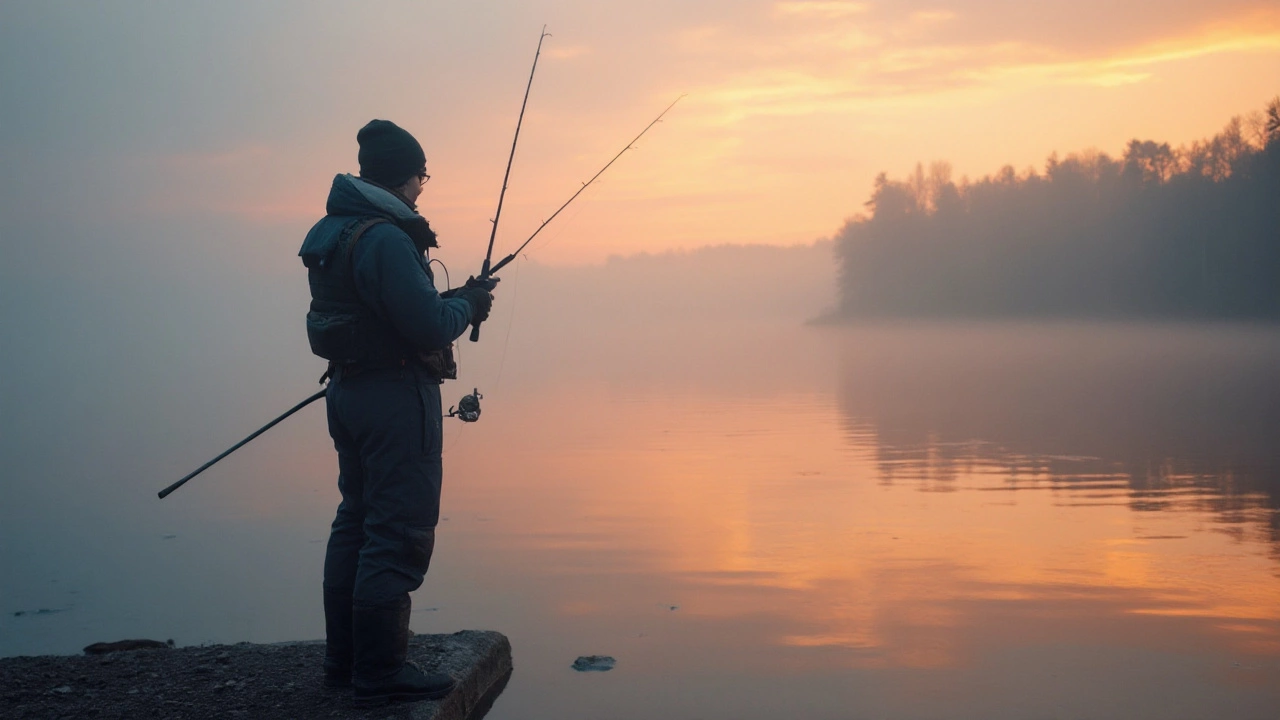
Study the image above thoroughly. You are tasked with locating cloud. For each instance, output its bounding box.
[966,18,1280,89]
[676,4,1280,125]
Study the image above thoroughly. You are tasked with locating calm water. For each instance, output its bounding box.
[3,321,1279,719]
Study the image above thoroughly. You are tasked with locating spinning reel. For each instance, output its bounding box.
[447,388,484,423]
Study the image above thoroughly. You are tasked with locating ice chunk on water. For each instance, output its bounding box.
[571,655,616,672]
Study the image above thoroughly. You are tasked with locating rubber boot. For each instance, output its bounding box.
[352,600,455,705]
[322,588,354,689]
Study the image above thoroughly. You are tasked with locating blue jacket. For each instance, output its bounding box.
[300,174,473,362]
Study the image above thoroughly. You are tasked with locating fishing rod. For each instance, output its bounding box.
[470,26,549,343]
[156,384,486,500]
[157,389,326,499]
[469,93,685,341]
[157,31,551,501]
[491,95,683,277]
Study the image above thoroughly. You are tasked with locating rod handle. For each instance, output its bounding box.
[469,322,481,342]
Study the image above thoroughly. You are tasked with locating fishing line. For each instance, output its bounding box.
[489,176,599,388]
[429,258,452,292]
[478,102,681,390]
[485,143,641,388]
[442,408,469,455]
[524,182,593,257]
[493,255,522,387]
[429,257,465,371]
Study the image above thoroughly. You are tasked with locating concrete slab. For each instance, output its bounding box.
[0,630,512,720]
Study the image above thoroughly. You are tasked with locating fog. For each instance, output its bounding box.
[0,231,836,658]
[0,233,836,587]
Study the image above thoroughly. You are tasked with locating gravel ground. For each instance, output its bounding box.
[0,631,511,720]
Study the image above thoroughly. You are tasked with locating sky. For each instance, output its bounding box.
[1,0,1277,271]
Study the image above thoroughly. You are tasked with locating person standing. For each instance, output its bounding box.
[298,120,495,704]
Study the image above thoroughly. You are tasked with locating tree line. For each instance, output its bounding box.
[835,97,1280,319]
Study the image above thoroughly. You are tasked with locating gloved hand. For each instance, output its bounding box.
[441,275,498,299]
[465,275,500,292]
[453,285,494,323]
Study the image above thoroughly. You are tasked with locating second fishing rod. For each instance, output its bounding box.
[469,29,682,341]
[472,93,683,322]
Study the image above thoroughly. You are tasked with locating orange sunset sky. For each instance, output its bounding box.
[2,1,1278,270]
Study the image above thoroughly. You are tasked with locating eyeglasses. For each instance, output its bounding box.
[418,172,431,186]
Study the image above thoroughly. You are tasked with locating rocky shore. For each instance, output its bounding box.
[0,630,511,720]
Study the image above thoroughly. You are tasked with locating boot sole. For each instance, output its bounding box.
[352,686,454,705]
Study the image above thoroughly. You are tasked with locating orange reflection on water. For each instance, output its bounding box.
[444,374,1280,675]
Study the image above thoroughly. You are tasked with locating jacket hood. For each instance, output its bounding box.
[325,173,420,222]
[300,174,436,269]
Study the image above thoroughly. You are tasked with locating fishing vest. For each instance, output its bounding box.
[304,216,415,366]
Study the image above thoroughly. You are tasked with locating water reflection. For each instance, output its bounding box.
[440,321,1280,718]
[3,321,1279,719]
[833,323,1280,558]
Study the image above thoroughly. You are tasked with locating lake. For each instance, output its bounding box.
[3,319,1278,719]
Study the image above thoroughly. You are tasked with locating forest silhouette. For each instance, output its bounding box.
[835,97,1280,320]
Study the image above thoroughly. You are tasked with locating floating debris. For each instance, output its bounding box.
[571,655,616,672]
[14,608,68,617]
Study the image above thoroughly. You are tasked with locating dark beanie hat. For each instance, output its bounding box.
[357,119,426,187]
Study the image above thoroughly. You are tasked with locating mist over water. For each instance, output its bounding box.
[3,246,1278,718]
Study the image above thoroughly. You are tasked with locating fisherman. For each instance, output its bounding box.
[298,120,495,704]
